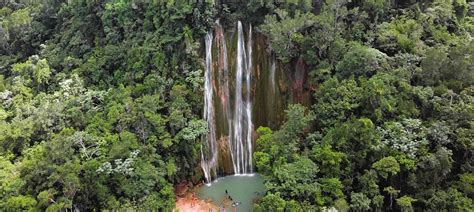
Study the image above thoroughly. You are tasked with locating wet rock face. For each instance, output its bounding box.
[217,136,234,175]
[201,21,313,177]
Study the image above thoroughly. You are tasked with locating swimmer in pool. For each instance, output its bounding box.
[232,202,241,207]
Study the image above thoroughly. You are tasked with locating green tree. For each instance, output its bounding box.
[383,186,400,209]
[269,157,321,205]
[396,195,415,212]
[320,178,344,204]
[3,195,37,211]
[350,192,371,211]
[260,9,317,63]
[376,16,424,54]
[311,144,345,177]
[256,192,286,211]
[457,173,474,198]
[378,119,428,159]
[426,187,474,210]
[372,156,400,179]
[314,77,363,129]
[335,43,389,78]
[0,156,24,209]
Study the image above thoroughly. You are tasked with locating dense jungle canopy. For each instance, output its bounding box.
[0,0,473,211]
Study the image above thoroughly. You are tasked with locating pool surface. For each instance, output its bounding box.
[197,174,266,212]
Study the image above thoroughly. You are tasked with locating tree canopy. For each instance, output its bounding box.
[0,0,473,211]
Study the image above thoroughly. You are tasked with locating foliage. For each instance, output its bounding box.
[255,192,286,211]
[378,119,428,158]
[335,43,389,78]
[0,1,213,210]
[396,195,415,212]
[372,156,400,179]
[260,9,317,63]
[1,0,473,211]
[376,16,424,54]
[255,0,473,211]
[313,77,363,129]
[350,192,371,211]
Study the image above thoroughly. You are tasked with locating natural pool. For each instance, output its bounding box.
[197,174,266,212]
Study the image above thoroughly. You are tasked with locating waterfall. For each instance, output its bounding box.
[231,21,254,174]
[201,20,284,183]
[199,19,308,181]
[201,31,218,183]
[232,21,245,174]
[270,55,276,93]
[245,24,253,173]
[215,20,235,174]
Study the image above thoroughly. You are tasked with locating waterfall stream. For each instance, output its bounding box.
[245,24,253,174]
[201,31,218,183]
[270,55,276,93]
[201,20,293,183]
[232,21,253,175]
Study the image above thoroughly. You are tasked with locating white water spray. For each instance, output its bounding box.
[201,21,254,182]
[231,21,253,174]
[201,31,218,183]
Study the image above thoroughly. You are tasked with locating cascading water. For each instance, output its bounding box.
[270,55,276,93]
[201,31,218,183]
[215,21,235,174]
[202,20,296,182]
[233,21,243,174]
[230,21,254,174]
[245,24,253,173]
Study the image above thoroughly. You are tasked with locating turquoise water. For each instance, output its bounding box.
[197,174,266,212]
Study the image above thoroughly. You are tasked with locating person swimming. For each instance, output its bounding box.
[225,189,228,194]
[231,202,241,207]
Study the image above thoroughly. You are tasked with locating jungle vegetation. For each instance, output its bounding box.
[0,0,473,211]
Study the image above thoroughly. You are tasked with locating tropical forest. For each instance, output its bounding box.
[0,0,473,211]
